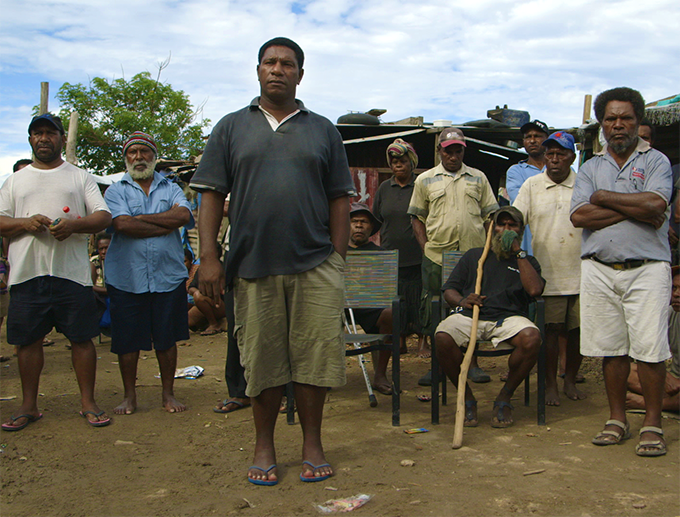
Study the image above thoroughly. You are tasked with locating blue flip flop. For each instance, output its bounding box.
[248,464,278,486]
[300,460,332,482]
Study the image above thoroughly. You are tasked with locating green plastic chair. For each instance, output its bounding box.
[344,249,402,426]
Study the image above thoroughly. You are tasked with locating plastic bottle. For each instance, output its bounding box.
[51,206,80,226]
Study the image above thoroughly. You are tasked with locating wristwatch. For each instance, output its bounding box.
[516,250,527,260]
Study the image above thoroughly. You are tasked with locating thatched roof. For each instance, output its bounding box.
[645,94,680,126]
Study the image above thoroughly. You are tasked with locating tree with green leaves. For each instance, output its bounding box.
[56,69,209,175]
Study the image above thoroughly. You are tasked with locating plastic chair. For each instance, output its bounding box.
[344,249,401,426]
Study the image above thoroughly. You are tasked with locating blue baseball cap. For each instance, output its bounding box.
[28,113,65,134]
[542,131,575,152]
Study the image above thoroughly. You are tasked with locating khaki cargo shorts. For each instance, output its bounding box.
[234,252,347,398]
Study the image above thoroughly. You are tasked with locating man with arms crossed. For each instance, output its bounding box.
[191,37,354,485]
[0,114,111,430]
[104,132,193,415]
[571,87,673,457]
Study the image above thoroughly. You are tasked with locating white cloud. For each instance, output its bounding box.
[1,0,678,163]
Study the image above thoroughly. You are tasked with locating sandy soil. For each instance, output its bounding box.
[1,331,678,517]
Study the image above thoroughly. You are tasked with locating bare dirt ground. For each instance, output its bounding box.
[1,330,678,517]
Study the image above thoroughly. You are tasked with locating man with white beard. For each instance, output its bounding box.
[104,132,194,415]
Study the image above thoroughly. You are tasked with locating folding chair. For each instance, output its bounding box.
[430,250,546,425]
[344,249,401,426]
[283,249,402,426]
[345,308,379,408]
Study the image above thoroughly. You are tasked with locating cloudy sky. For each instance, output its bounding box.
[1,0,678,175]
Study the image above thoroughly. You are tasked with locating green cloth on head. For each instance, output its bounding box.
[386,138,419,170]
[501,230,519,252]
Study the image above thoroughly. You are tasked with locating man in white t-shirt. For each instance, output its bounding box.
[0,113,112,431]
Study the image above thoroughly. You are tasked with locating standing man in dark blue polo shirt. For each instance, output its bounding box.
[105,132,194,416]
[191,37,354,486]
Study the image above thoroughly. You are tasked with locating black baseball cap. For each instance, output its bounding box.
[520,119,549,136]
[28,113,65,134]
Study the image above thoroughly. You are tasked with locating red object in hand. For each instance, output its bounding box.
[62,206,70,213]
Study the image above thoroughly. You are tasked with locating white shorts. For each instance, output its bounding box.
[580,259,671,363]
[436,312,538,348]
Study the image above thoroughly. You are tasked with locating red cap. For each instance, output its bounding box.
[438,128,466,148]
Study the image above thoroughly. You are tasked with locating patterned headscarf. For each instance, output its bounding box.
[386,138,418,171]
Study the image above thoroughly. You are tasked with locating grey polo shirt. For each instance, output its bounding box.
[191,98,355,282]
[570,138,672,263]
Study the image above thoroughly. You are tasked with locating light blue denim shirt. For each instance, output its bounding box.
[104,172,195,293]
[506,160,541,253]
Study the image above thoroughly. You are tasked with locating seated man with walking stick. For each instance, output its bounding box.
[434,207,544,428]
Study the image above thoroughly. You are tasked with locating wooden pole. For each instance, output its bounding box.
[39,82,49,115]
[65,112,79,165]
[582,94,592,124]
[33,82,50,161]
[452,222,494,449]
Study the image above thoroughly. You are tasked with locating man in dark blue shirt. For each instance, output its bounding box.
[191,38,354,486]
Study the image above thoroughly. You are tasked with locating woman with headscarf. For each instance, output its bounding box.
[372,138,428,357]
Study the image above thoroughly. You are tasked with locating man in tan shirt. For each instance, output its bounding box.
[408,128,498,382]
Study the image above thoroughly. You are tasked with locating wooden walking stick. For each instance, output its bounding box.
[452,221,494,449]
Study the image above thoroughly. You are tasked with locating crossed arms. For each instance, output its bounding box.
[571,190,667,231]
[112,204,191,238]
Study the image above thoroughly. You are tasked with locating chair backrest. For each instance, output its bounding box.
[441,250,465,286]
[344,250,398,309]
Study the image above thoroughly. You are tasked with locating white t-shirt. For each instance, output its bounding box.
[0,162,109,287]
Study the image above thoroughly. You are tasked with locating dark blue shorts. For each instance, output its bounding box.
[7,276,100,346]
[108,282,189,355]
